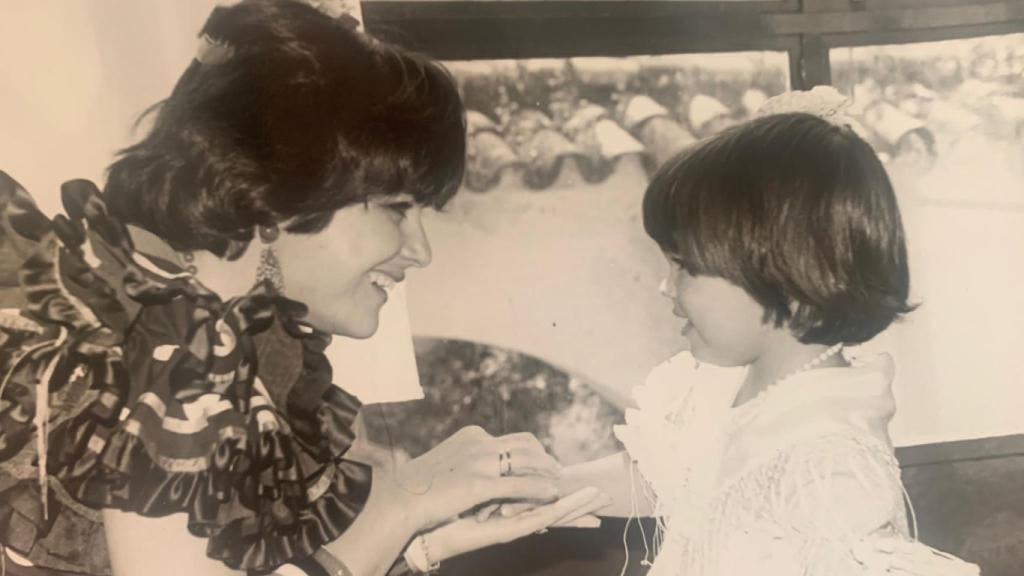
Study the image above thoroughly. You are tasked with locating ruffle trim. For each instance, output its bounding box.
[0,172,370,572]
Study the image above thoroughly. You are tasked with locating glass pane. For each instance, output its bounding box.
[364,0,774,3]
[830,34,1024,445]
[361,338,625,465]
[405,51,790,442]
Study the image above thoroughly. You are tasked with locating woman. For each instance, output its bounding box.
[0,1,605,575]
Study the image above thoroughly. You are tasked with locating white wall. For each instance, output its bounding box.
[0,1,219,212]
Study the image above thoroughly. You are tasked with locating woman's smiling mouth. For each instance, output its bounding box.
[368,270,400,292]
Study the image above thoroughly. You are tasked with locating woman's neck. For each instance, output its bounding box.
[734,336,848,407]
[127,224,261,299]
[189,246,261,299]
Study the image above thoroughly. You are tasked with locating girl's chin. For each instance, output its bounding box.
[690,348,749,369]
[686,339,730,367]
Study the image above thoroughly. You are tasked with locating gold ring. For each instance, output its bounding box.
[499,451,512,476]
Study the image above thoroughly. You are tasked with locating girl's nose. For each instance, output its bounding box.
[659,277,672,298]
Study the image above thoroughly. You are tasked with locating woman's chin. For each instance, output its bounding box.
[340,317,381,339]
[307,311,381,340]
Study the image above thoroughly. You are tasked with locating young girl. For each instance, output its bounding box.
[562,88,980,575]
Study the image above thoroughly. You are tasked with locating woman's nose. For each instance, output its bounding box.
[402,211,433,268]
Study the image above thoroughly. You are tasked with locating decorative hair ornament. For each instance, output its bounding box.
[195,33,235,66]
[754,85,856,129]
[304,0,363,26]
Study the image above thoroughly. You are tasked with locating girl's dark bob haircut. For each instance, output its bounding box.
[643,112,914,345]
[104,0,466,258]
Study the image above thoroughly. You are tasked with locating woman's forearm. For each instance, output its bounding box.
[104,510,244,576]
[560,451,654,518]
[322,469,418,576]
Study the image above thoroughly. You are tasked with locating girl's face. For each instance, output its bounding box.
[273,194,432,338]
[660,253,773,367]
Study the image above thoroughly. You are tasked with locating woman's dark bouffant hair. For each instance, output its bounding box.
[104,0,466,258]
[643,113,915,345]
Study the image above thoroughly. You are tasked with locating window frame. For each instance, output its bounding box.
[362,0,1024,89]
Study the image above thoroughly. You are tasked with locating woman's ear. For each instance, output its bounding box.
[223,239,251,261]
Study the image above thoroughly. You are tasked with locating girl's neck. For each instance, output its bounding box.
[734,338,848,407]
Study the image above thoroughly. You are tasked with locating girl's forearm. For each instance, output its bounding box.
[561,451,655,518]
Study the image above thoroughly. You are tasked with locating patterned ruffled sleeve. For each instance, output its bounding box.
[0,172,373,574]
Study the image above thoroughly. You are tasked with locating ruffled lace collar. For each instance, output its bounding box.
[728,353,898,438]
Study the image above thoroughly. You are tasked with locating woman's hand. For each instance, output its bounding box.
[422,487,612,563]
[385,426,563,532]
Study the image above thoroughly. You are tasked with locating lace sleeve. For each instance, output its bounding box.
[765,434,980,576]
[612,352,700,515]
[777,434,905,539]
[613,352,744,518]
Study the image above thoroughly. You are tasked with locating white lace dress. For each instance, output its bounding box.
[613,351,980,576]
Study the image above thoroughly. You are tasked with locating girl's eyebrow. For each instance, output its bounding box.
[390,193,417,201]
[368,193,417,204]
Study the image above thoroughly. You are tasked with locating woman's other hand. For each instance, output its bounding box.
[424,487,612,563]
[385,426,563,532]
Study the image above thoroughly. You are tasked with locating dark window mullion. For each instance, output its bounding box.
[363,1,800,60]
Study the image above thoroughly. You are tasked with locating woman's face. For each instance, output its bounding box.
[273,194,432,338]
[660,254,772,367]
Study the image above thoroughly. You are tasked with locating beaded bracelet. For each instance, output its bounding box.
[403,534,440,573]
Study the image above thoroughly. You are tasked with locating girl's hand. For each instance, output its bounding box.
[423,487,612,562]
[387,426,563,532]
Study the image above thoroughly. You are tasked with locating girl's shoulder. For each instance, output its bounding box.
[732,353,898,442]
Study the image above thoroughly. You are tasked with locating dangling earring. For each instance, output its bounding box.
[255,224,285,294]
[181,251,198,275]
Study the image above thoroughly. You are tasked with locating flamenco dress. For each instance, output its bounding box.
[0,171,382,575]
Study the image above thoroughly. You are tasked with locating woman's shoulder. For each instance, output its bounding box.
[0,173,371,573]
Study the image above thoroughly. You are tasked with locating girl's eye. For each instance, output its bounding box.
[670,256,699,276]
[383,201,414,218]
